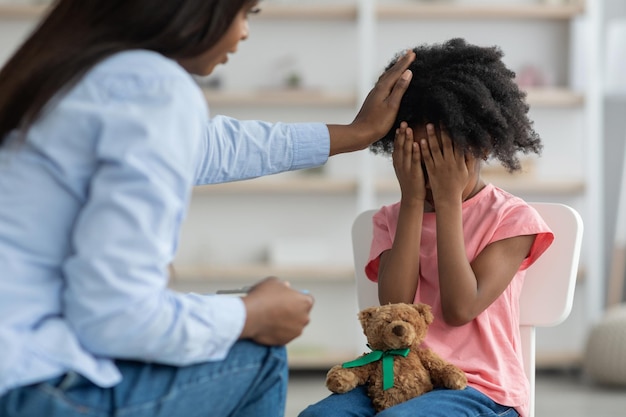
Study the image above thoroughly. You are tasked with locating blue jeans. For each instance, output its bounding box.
[0,340,287,417]
[299,385,519,417]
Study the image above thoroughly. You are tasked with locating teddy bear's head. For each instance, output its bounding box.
[358,303,434,351]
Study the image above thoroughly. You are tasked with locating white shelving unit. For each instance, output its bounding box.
[0,0,605,370]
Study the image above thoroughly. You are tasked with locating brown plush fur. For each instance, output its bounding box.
[326,303,467,412]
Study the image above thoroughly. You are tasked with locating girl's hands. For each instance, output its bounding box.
[392,122,426,204]
[420,123,471,206]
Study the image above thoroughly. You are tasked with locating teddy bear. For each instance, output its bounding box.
[325,302,467,412]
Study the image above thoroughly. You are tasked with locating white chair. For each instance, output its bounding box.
[351,202,583,417]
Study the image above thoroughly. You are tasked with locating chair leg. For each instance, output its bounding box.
[520,325,536,417]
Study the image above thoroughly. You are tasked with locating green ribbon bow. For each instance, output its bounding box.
[342,347,410,391]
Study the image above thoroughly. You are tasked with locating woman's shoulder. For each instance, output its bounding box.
[92,50,186,78]
[79,50,204,106]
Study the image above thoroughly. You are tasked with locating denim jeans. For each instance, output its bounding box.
[0,340,287,417]
[299,385,520,417]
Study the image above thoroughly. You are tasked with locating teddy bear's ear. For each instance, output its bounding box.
[358,306,378,324]
[413,303,434,325]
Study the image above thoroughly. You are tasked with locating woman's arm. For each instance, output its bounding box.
[196,51,415,185]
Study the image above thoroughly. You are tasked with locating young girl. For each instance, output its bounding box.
[300,38,554,417]
[0,1,414,416]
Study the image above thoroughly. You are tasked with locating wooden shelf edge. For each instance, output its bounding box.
[535,351,582,369]
[377,178,585,196]
[199,176,584,196]
[193,177,358,195]
[287,348,356,370]
[485,177,586,195]
[525,87,585,108]
[377,3,585,20]
[257,3,357,21]
[202,89,357,107]
[202,88,580,109]
[0,4,47,18]
[172,263,355,282]
[0,2,584,21]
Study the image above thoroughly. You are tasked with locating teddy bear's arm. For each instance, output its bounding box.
[418,349,467,390]
[325,363,373,394]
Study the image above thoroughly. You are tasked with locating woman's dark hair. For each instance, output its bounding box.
[370,38,542,172]
[0,0,255,144]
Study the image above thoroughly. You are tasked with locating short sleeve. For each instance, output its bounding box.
[365,205,397,282]
[492,204,554,270]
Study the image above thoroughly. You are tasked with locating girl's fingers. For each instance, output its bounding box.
[411,139,422,176]
[403,125,414,168]
[392,122,407,167]
[438,123,457,158]
[426,123,442,159]
[420,124,434,166]
[393,122,409,152]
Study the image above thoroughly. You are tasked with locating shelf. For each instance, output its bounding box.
[202,87,579,108]
[203,89,357,107]
[376,177,585,196]
[0,4,46,18]
[171,263,355,283]
[193,175,584,197]
[524,88,584,108]
[257,3,357,21]
[0,3,358,21]
[0,2,585,21]
[193,176,358,195]
[484,177,585,195]
[288,346,356,370]
[377,2,585,20]
[535,351,582,370]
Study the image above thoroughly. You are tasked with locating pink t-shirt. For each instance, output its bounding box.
[366,184,554,417]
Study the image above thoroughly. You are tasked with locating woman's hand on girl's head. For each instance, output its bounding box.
[327,50,415,155]
[354,50,415,141]
[392,122,426,205]
[420,123,470,205]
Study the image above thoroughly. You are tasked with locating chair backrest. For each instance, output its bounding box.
[351,202,583,417]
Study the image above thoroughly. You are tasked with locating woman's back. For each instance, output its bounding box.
[0,49,207,395]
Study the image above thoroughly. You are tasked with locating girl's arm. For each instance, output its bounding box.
[421,124,535,326]
[378,124,425,305]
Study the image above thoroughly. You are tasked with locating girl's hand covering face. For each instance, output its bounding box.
[419,123,471,204]
[392,122,426,203]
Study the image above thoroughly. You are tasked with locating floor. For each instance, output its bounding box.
[285,369,626,417]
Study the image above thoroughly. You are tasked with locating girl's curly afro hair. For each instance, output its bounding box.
[370,38,542,172]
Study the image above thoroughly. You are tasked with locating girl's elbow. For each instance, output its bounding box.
[441,307,475,327]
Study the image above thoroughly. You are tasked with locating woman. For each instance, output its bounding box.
[0,0,414,416]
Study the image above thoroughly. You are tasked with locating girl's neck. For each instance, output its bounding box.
[464,177,486,203]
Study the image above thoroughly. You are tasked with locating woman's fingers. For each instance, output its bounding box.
[377,50,415,99]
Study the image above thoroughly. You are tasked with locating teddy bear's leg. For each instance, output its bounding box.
[419,350,467,390]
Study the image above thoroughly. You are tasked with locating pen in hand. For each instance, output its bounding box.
[216,286,309,295]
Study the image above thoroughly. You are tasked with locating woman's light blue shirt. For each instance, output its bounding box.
[0,50,329,395]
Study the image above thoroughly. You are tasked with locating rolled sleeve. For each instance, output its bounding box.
[195,116,330,185]
[289,122,330,170]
